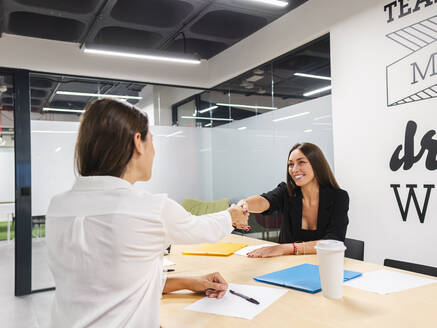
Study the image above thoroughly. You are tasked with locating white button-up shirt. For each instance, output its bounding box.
[46,176,233,328]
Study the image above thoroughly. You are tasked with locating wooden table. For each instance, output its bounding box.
[161,234,437,328]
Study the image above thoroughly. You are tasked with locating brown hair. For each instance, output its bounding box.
[286,142,339,196]
[75,98,149,177]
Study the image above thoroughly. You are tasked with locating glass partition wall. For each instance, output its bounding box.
[7,33,332,295]
[0,72,15,297]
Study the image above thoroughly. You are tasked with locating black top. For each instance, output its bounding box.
[260,182,349,244]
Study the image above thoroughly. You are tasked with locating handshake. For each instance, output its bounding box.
[227,199,250,231]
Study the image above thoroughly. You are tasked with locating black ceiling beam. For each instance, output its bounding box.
[79,0,115,49]
[158,0,215,52]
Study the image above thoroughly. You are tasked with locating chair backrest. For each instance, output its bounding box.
[181,198,229,216]
[253,212,282,229]
[383,259,437,277]
[344,238,364,261]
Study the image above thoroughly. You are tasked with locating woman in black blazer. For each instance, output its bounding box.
[239,142,349,258]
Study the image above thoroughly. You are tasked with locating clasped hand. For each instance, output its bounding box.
[228,202,250,231]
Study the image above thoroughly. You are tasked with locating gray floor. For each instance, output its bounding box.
[0,239,54,328]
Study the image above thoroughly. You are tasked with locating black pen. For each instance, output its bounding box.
[163,268,175,272]
[229,289,260,305]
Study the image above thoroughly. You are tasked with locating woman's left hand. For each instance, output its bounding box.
[185,272,228,299]
[247,244,289,258]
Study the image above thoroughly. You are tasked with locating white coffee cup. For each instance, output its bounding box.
[315,240,347,299]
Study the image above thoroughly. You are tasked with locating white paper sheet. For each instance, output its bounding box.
[344,269,436,295]
[234,244,273,256]
[163,258,175,267]
[184,283,287,320]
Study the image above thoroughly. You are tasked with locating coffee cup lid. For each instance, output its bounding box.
[315,239,346,251]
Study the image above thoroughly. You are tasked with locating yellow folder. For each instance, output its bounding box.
[182,242,248,256]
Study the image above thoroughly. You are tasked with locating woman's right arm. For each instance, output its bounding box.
[161,198,248,245]
[240,195,270,213]
[239,182,288,214]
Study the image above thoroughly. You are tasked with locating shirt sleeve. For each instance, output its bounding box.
[161,197,234,245]
[260,182,288,215]
[322,190,349,241]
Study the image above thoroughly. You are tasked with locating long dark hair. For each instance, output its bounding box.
[75,98,149,177]
[286,142,339,196]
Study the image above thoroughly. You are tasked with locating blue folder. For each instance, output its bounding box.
[253,263,362,293]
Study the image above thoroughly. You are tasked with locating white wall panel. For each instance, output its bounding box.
[331,1,437,266]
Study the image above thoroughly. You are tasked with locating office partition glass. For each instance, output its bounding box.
[0,72,15,296]
[211,95,333,242]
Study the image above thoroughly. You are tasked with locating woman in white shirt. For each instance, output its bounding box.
[46,98,249,328]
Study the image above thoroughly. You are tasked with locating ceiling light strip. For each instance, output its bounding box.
[43,107,85,114]
[246,0,288,8]
[198,105,218,114]
[294,73,331,81]
[181,116,233,122]
[216,103,277,110]
[84,48,201,65]
[303,86,332,97]
[204,123,212,127]
[56,91,142,100]
[273,111,310,122]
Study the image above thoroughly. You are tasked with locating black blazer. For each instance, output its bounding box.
[260,182,349,244]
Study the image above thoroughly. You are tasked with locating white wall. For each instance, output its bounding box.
[211,95,333,201]
[331,1,437,266]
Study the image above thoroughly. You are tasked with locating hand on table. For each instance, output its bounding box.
[186,272,228,299]
[247,244,289,258]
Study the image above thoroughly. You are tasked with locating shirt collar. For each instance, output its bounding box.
[72,175,134,192]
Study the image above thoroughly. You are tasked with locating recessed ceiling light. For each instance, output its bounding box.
[246,75,264,82]
[273,111,310,122]
[304,129,312,133]
[303,86,332,97]
[216,103,277,110]
[198,105,218,114]
[244,0,288,8]
[42,107,84,114]
[181,116,233,122]
[294,73,331,81]
[56,91,142,100]
[84,48,201,65]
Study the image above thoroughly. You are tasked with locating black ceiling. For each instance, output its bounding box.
[0,0,307,59]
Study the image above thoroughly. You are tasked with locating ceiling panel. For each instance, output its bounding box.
[1,0,308,59]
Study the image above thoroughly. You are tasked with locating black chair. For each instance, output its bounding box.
[344,238,364,261]
[383,259,437,277]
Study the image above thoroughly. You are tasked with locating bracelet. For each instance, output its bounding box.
[303,242,306,255]
[292,242,296,255]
